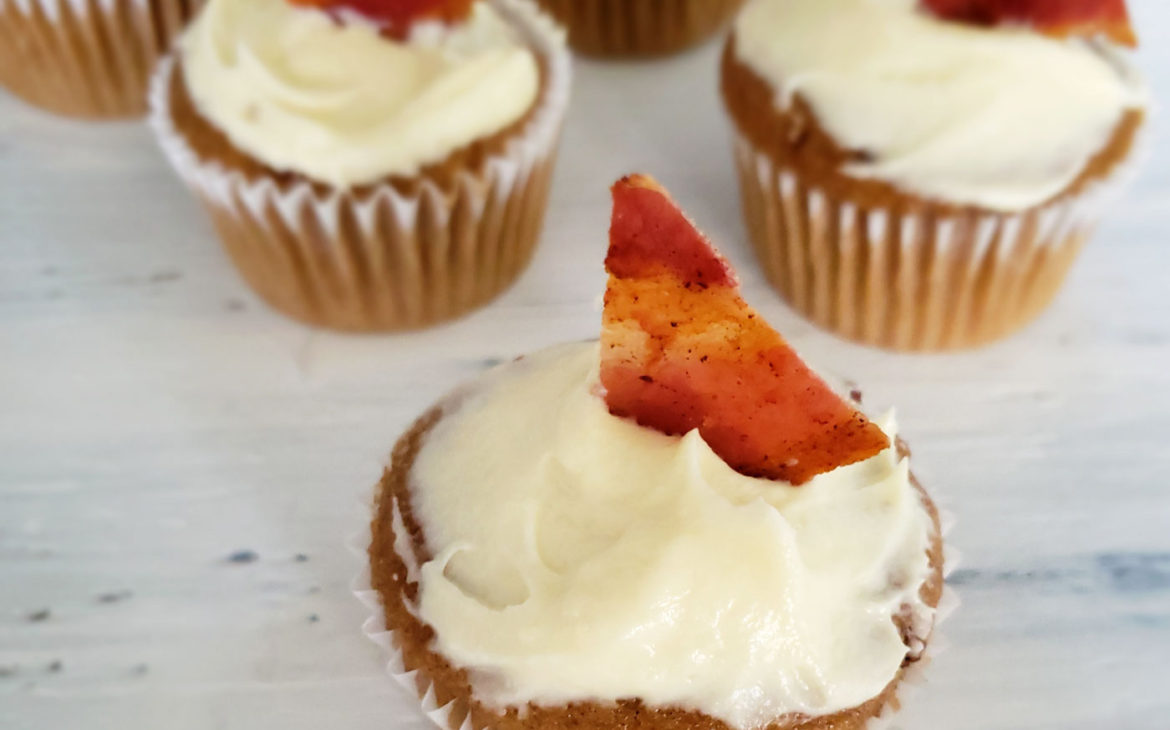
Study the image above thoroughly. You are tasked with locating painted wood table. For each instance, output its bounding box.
[2,6,1169,729]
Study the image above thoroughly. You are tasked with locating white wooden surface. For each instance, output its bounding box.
[2,6,1170,728]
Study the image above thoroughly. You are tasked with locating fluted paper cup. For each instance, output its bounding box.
[149,0,570,332]
[536,0,743,57]
[353,437,959,730]
[0,0,200,118]
[733,133,1143,351]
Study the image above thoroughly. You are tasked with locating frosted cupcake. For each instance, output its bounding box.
[365,175,947,730]
[537,0,743,57]
[150,0,569,331]
[722,0,1147,350]
[0,0,202,118]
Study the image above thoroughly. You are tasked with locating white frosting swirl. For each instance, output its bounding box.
[410,342,935,729]
[733,0,1147,211]
[179,0,540,187]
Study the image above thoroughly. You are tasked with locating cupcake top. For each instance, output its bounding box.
[179,0,540,187]
[405,176,939,728]
[732,0,1147,211]
[413,343,932,728]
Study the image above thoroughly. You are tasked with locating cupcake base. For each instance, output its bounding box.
[536,0,743,57]
[734,138,1097,351]
[199,154,558,332]
[0,0,200,119]
[364,396,946,730]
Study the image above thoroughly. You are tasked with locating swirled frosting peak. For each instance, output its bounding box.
[733,0,1147,211]
[179,0,540,187]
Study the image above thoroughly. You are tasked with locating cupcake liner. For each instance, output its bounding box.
[352,491,960,730]
[865,511,960,730]
[536,0,743,57]
[733,132,1144,351]
[148,0,570,332]
[0,0,200,118]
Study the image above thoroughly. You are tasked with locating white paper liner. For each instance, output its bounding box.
[147,0,570,331]
[2,0,150,22]
[0,0,199,118]
[733,126,1146,351]
[352,482,960,730]
[535,0,744,57]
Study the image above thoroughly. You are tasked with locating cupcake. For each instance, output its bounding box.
[537,0,744,57]
[364,175,948,730]
[722,0,1147,350]
[0,0,202,118]
[150,0,570,331]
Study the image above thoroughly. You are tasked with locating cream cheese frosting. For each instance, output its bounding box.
[179,0,540,187]
[409,342,935,729]
[732,0,1147,212]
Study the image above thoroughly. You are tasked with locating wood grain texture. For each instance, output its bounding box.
[1,4,1169,728]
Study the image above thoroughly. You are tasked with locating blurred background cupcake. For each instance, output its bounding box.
[150,0,570,332]
[538,0,743,57]
[722,0,1147,351]
[0,0,202,118]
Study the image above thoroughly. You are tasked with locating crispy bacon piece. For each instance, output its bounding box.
[922,0,1137,47]
[601,175,890,485]
[288,0,475,39]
